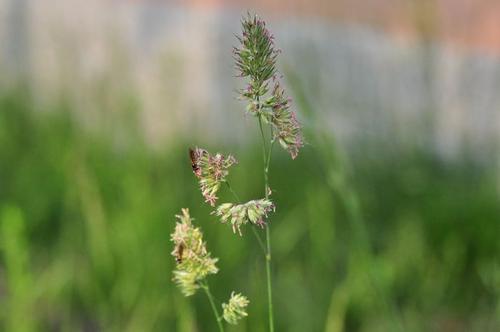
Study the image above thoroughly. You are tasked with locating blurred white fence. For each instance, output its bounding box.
[1,0,499,161]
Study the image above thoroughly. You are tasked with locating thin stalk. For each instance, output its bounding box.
[265,226,273,331]
[202,282,225,332]
[251,226,267,254]
[224,181,241,202]
[258,115,275,332]
[265,140,275,196]
[258,117,270,195]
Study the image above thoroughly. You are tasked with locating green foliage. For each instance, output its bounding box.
[0,84,498,331]
[1,205,36,332]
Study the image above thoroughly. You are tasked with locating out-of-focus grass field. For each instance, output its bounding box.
[0,84,498,332]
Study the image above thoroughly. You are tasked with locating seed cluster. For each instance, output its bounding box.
[190,147,237,206]
[234,14,303,159]
[171,209,218,296]
[223,292,250,325]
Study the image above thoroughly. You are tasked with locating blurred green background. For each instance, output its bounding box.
[1,1,500,331]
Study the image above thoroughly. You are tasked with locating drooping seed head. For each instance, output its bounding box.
[213,199,275,235]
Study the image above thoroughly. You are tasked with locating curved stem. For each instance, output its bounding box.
[258,117,270,196]
[265,140,275,196]
[202,282,225,332]
[258,115,275,332]
[258,116,269,159]
[224,181,241,202]
[225,181,266,254]
[225,180,270,256]
[251,226,267,254]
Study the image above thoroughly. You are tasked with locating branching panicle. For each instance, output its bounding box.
[235,14,303,160]
[174,14,302,331]
[234,14,278,93]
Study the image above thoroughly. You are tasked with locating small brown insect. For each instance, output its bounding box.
[189,148,199,175]
[175,243,184,264]
[189,147,207,177]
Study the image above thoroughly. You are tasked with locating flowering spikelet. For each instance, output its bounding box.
[234,14,303,159]
[213,199,275,235]
[267,81,303,159]
[222,292,249,325]
[171,208,218,296]
[234,13,278,116]
[189,147,237,206]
